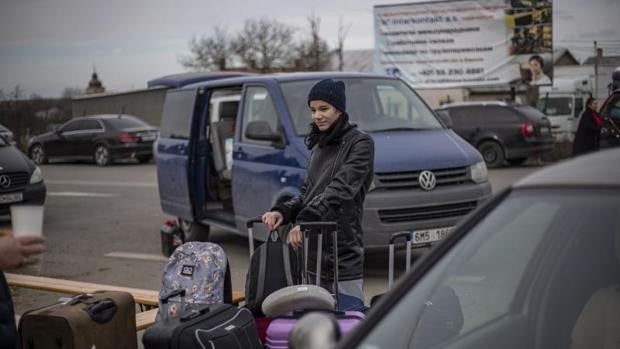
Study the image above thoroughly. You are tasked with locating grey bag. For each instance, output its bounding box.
[156,241,232,320]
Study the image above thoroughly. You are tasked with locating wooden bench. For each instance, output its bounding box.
[6,273,245,331]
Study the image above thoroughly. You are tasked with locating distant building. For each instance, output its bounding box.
[85,70,105,95]
[72,87,167,126]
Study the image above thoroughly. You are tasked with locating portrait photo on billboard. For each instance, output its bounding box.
[515,53,553,86]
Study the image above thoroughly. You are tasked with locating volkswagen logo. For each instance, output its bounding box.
[0,175,11,188]
[418,170,436,191]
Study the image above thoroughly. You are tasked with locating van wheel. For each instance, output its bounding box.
[478,141,505,168]
[178,219,210,242]
[507,157,527,166]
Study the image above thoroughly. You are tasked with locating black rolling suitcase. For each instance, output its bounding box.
[370,231,413,306]
[142,289,262,349]
[244,217,301,317]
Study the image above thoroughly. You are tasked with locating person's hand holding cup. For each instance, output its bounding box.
[3,205,47,272]
[0,231,46,270]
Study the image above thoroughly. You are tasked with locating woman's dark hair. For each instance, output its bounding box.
[529,55,544,68]
[586,97,596,108]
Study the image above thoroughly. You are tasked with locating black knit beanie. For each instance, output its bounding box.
[307,79,346,113]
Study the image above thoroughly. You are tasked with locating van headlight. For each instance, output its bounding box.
[30,166,43,184]
[469,161,488,183]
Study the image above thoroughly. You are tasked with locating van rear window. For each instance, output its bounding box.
[160,89,197,139]
[107,116,148,129]
[515,105,546,120]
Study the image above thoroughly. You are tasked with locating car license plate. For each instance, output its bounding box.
[540,127,550,134]
[0,192,23,204]
[412,227,452,244]
[141,134,156,141]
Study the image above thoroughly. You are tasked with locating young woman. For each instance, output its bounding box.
[528,55,551,85]
[573,97,603,156]
[262,78,374,310]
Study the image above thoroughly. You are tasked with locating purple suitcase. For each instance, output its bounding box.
[265,222,365,348]
[265,311,364,349]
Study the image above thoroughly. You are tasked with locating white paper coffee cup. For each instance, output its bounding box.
[10,205,45,237]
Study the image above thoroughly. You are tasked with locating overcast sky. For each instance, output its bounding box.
[1,0,618,98]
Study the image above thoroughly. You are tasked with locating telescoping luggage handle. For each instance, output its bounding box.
[298,221,339,312]
[246,216,281,257]
[388,231,413,290]
[246,217,262,256]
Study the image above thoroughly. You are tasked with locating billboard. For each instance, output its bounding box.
[374,0,553,88]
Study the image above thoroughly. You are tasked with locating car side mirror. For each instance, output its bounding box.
[245,120,282,143]
[437,112,453,128]
[289,312,341,349]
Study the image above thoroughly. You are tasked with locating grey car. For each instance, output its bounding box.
[436,102,554,168]
[338,148,620,349]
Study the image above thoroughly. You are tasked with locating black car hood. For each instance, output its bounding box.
[0,146,33,174]
[31,132,55,143]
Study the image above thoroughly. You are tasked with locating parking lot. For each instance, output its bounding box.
[2,161,541,314]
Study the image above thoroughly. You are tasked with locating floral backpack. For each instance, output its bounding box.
[156,241,232,320]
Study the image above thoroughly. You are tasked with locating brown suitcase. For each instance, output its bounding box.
[19,291,137,349]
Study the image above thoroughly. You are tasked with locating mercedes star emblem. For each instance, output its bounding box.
[0,175,11,189]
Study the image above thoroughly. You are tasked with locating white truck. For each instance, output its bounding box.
[536,76,592,141]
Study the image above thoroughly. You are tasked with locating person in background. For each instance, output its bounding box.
[600,99,620,149]
[262,78,374,311]
[0,231,46,349]
[528,55,552,85]
[573,97,603,157]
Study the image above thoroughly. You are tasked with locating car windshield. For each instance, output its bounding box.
[536,97,573,116]
[357,188,620,349]
[280,78,442,136]
[0,135,7,146]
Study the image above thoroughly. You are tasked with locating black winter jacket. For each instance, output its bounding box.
[273,115,374,281]
[573,109,602,156]
[0,272,18,349]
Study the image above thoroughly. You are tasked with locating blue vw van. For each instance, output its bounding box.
[156,72,492,247]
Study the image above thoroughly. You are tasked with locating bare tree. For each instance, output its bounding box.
[232,18,296,72]
[337,16,351,71]
[62,87,84,99]
[180,26,232,71]
[295,14,330,71]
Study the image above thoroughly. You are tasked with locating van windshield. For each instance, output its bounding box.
[280,78,442,135]
[536,97,573,116]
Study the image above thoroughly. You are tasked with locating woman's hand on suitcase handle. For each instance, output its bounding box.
[261,211,283,231]
[287,225,303,249]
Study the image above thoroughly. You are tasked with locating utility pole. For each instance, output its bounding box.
[594,41,598,99]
